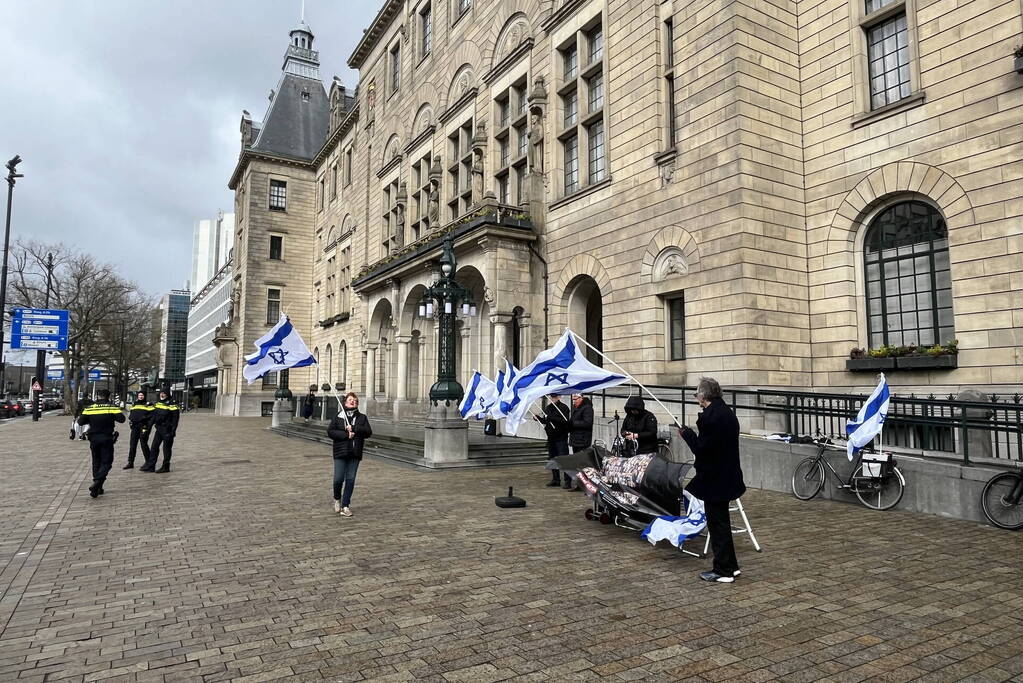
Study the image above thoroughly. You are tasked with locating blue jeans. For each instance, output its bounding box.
[333,458,360,507]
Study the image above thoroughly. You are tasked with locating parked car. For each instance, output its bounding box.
[0,400,19,418]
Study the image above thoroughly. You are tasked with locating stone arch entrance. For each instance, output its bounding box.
[565,275,603,366]
[368,298,395,400]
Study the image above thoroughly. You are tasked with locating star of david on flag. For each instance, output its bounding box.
[243,314,317,384]
[458,371,499,420]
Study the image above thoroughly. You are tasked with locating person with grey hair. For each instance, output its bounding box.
[678,377,746,583]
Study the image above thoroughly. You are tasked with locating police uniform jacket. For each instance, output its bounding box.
[129,402,155,430]
[152,401,180,435]
[76,401,126,437]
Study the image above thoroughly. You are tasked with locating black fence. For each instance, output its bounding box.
[595,384,1023,465]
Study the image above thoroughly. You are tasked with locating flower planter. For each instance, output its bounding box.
[846,357,896,371]
[1015,55,1023,74]
[895,354,958,370]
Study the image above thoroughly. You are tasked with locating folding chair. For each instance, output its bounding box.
[702,498,762,555]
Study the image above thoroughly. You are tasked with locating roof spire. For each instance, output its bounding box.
[284,7,319,79]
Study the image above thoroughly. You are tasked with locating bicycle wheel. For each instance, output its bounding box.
[852,464,905,510]
[791,457,825,500]
[981,472,1023,530]
[657,443,673,461]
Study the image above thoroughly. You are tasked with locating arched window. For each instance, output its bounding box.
[511,307,524,368]
[325,344,333,385]
[313,346,320,385]
[338,341,347,389]
[864,201,953,349]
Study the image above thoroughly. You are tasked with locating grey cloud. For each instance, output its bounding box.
[0,0,376,294]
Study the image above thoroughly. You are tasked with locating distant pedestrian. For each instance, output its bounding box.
[622,396,658,455]
[302,391,315,423]
[76,389,126,498]
[124,390,154,469]
[678,377,747,584]
[565,393,594,490]
[143,390,180,473]
[535,394,570,487]
[327,392,372,516]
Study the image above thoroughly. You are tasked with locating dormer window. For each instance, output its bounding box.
[302,91,311,102]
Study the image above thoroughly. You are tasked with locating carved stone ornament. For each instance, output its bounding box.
[483,287,495,305]
[653,248,689,281]
[659,160,675,186]
[366,82,377,109]
[500,19,529,61]
[457,72,471,97]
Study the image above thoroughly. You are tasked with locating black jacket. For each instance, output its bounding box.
[152,400,181,435]
[537,400,570,441]
[128,402,155,430]
[327,409,372,460]
[569,398,594,449]
[77,401,126,437]
[681,397,747,502]
[622,396,658,454]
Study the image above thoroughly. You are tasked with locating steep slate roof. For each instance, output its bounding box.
[250,73,329,161]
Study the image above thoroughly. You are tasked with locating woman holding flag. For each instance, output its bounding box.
[326,392,373,516]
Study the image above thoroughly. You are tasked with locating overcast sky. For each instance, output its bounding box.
[0,0,379,297]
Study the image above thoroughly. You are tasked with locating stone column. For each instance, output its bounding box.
[459,324,471,385]
[490,312,513,373]
[396,336,410,401]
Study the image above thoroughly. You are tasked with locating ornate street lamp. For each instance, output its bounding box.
[419,234,477,403]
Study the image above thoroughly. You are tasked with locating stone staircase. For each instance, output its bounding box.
[270,418,549,469]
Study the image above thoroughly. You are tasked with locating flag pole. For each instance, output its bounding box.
[566,328,684,428]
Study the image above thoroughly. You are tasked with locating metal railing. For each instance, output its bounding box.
[595,384,1023,465]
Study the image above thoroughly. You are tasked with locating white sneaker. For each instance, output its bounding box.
[334,500,342,514]
[342,507,353,517]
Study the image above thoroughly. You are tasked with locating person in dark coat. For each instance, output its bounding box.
[326,392,372,516]
[143,390,180,473]
[77,389,126,498]
[534,394,570,487]
[302,391,316,423]
[679,377,747,583]
[622,395,658,455]
[124,390,154,469]
[564,393,594,490]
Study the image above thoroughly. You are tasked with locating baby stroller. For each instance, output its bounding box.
[556,445,704,557]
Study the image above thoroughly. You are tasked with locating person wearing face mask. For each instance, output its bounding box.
[326,392,373,516]
[124,391,154,469]
[621,395,658,456]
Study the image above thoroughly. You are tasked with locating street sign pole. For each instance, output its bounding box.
[32,254,54,421]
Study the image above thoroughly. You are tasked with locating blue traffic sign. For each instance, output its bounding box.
[11,308,70,351]
[47,369,64,380]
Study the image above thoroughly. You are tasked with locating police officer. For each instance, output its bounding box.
[124,390,154,469]
[76,389,126,498]
[144,389,180,473]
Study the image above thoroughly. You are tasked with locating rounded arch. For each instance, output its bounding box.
[640,225,702,284]
[410,102,436,138]
[312,346,320,386]
[490,12,533,71]
[326,225,338,246]
[826,162,975,254]
[369,297,395,340]
[400,283,430,334]
[381,133,402,168]
[340,214,354,234]
[439,54,481,112]
[337,340,348,389]
[324,344,333,385]
[564,275,604,366]
[554,252,612,306]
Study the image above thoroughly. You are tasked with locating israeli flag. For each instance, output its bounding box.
[458,371,499,420]
[243,314,317,384]
[641,493,707,548]
[845,373,890,460]
[488,359,518,419]
[500,330,627,435]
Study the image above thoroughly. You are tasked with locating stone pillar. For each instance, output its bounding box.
[365,345,377,401]
[956,388,993,462]
[271,399,290,428]
[424,400,470,465]
[396,336,410,401]
[491,312,513,373]
[460,324,471,385]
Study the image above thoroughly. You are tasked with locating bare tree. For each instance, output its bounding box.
[8,240,145,414]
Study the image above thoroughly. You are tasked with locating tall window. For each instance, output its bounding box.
[421,3,432,57]
[663,17,678,147]
[269,235,283,260]
[493,77,529,206]
[864,201,953,348]
[325,253,336,316]
[382,177,400,254]
[558,19,609,197]
[262,371,278,388]
[667,295,685,360]
[318,177,325,210]
[390,42,401,94]
[410,151,433,241]
[331,164,338,199]
[447,118,473,219]
[457,0,471,18]
[866,13,910,109]
[344,149,353,185]
[340,246,352,313]
[266,288,281,324]
[268,179,287,211]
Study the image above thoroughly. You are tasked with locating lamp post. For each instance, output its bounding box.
[31,252,54,421]
[418,234,477,403]
[0,155,24,395]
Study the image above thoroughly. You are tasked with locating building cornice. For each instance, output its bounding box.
[347,0,404,70]
[540,0,588,33]
[482,39,534,85]
[228,148,313,190]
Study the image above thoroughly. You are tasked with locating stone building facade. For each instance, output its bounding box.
[217,0,1023,418]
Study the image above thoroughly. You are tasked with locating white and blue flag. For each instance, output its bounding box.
[243,314,317,384]
[845,373,890,460]
[488,359,518,419]
[500,330,627,435]
[458,371,499,420]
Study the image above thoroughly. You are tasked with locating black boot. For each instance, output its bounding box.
[156,463,170,473]
[97,480,105,495]
[546,469,561,487]
[89,482,99,498]
[123,462,134,469]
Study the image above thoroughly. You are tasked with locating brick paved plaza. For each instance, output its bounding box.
[1,413,1022,682]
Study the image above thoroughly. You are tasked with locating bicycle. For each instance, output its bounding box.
[601,410,674,460]
[981,467,1023,530]
[791,435,906,511]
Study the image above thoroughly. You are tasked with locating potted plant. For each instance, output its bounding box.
[896,339,958,369]
[1016,45,1023,74]
[846,345,896,371]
